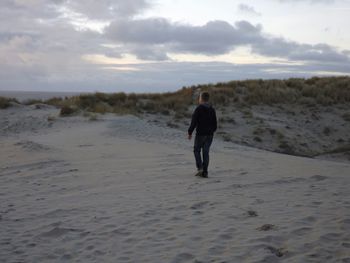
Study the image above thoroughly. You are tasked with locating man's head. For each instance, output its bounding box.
[199,92,210,104]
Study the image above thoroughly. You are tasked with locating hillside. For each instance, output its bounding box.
[1,76,350,161]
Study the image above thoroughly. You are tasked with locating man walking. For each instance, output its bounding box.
[188,92,217,178]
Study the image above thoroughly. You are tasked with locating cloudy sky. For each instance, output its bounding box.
[1,0,350,92]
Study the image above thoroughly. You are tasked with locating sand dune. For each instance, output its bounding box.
[1,106,350,262]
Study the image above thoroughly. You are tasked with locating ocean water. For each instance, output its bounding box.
[0,91,87,102]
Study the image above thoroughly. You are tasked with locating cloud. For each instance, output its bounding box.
[61,0,151,19]
[106,17,349,64]
[0,1,108,89]
[250,37,349,63]
[238,4,261,16]
[106,19,263,56]
[131,46,170,61]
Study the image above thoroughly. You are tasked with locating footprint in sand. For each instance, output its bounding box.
[190,201,209,210]
[61,254,72,260]
[117,256,131,261]
[208,245,226,255]
[301,216,317,223]
[257,224,276,231]
[310,175,328,181]
[171,252,195,263]
[340,218,350,225]
[291,227,312,236]
[193,210,204,215]
[85,245,94,251]
[246,210,258,217]
[26,243,36,248]
[78,144,94,147]
[39,227,82,238]
[218,233,233,240]
[320,232,342,241]
[111,227,131,236]
[342,242,350,248]
[93,250,105,256]
[266,246,287,257]
[254,199,265,204]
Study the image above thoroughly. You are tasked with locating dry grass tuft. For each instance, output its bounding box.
[60,105,78,116]
[191,76,350,106]
[0,97,18,109]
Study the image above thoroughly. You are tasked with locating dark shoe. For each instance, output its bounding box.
[194,170,203,177]
[201,171,208,178]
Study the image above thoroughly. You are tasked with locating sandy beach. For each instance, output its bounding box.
[1,104,350,262]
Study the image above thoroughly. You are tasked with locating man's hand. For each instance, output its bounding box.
[188,134,192,140]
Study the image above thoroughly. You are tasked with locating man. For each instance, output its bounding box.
[188,92,217,178]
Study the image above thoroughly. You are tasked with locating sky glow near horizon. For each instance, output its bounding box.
[0,0,350,92]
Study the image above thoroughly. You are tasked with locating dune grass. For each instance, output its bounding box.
[1,76,349,114]
[47,76,350,115]
[199,76,350,106]
[0,97,19,109]
[44,88,194,116]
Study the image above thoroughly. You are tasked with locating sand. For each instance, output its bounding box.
[1,105,350,262]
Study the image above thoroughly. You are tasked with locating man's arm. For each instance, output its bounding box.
[188,107,199,137]
[213,109,217,132]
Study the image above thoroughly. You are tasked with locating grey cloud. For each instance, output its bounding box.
[0,32,40,43]
[251,37,349,63]
[238,4,261,16]
[104,50,124,59]
[1,0,61,18]
[0,0,110,89]
[106,19,262,55]
[289,44,349,62]
[106,17,349,64]
[61,0,151,19]
[0,0,151,26]
[132,47,170,61]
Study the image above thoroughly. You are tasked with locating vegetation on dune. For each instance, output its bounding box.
[59,105,79,116]
[44,88,194,116]
[313,145,350,156]
[0,97,19,109]
[2,76,349,113]
[22,99,44,105]
[43,76,350,116]
[198,76,350,106]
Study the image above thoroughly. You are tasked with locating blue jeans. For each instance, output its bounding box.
[194,135,213,172]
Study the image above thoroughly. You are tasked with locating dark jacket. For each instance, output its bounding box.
[188,103,217,136]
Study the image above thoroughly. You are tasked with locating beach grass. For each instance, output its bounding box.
[0,97,19,109]
[2,76,349,114]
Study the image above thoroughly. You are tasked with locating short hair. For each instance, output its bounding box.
[200,92,210,102]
